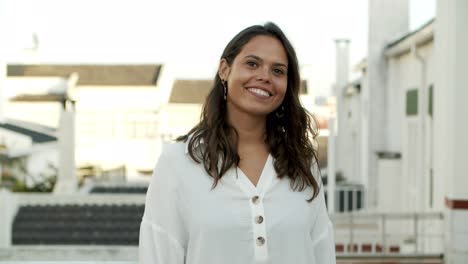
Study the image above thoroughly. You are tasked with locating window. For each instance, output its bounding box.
[406,89,418,116]
[428,85,433,117]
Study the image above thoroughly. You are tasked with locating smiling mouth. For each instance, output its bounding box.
[247,88,272,98]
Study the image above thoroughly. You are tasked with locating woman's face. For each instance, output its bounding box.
[219,35,288,119]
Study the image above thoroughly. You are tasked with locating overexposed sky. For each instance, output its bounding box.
[1,0,435,96]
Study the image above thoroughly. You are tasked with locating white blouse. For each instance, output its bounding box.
[139,142,336,264]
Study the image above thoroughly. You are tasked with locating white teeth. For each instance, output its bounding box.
[248,88,271,97]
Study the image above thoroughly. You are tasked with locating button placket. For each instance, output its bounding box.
[250,194,268,261]
[234,159,275,262]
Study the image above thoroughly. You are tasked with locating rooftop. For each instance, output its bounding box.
[7,64,162,86]
[0,120,57,144]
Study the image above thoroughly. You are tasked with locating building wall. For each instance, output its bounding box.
[72,86,162,180]
[3,80,163,181]
[385,41,436,212]
[158,103,203,140]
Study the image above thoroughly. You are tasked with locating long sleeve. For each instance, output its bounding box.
[310,180,336,264]
[139,148,187,264]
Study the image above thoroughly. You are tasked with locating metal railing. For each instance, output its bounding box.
[336,254,443,264]
[331,211,444,255]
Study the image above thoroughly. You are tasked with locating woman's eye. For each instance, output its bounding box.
[246,61,258,67]
[273,68,285,75]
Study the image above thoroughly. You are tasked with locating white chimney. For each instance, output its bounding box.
[334,39,350,179]
[53,74,78,194]
[365,0,409,208]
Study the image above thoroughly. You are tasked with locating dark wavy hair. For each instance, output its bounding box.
[177,22,320,201]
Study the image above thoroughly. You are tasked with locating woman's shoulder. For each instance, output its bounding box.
[151,141,190,184]
[158,141,188,162]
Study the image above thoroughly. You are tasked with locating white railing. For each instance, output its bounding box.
[0,247,138,262]
[331,211,444,255]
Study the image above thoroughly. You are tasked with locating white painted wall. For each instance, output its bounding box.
[435,1,468,262]
[72,86,162,180]
[386,40,436,212]
[377,158,402,212]
[159,103,203,139]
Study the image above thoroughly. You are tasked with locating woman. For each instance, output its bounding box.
[139,22,336,264]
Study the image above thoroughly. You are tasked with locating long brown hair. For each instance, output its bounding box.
[177,22,320,201]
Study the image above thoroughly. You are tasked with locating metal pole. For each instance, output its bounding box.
[327,117,336,213]
[350,213,354,252]
[414,213,419,253]
[382,214,386,253]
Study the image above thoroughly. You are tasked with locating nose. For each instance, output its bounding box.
[256,66,271,82]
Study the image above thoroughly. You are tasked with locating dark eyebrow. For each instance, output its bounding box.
[245,55,288,69]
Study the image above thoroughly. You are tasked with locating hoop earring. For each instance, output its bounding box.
[221,80,227,100]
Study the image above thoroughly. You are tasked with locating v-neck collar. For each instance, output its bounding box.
[235,154,275,197]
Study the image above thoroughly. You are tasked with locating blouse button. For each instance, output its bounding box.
[251,196,260,204]
[256,236,266,246]
[255,215,264,224]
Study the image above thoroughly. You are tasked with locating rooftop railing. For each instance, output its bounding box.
[331,211,444,256]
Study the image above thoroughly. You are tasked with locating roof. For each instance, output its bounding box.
[10,94,69,103]
[169,79,309,104]
[0,121,57,143]
[7,64,162,86]
[12,204,143,245]
[170,79,213,104]
[385,18,435,57]
[5,118,56,134]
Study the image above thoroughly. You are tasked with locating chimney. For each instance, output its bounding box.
[53,73,78,194]
[365,0,409,207]
[334,39,350,176]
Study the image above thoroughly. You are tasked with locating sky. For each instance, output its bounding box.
[1,0,435,96]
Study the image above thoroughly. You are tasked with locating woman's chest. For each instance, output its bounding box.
[182,175,317,237]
